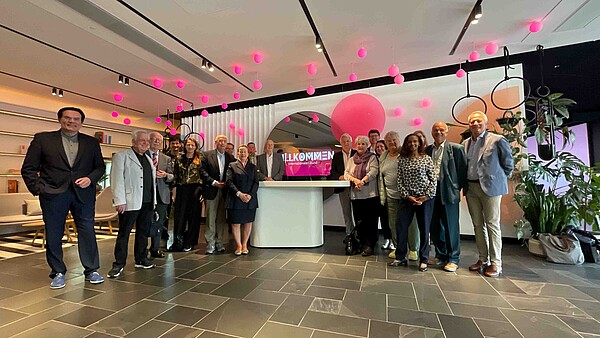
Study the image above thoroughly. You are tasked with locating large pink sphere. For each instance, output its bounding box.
[456,69,466,78]
[113,94,123,102]
[412,118,423,127]
[307,63,317,75]
[253,79,262,90]
[394,74,404,85]
[485,42,499,55]
[253,53,263,64]
[469,51,480,61]
[166,120,172,127]
[393,107,404,117]
[234,66,243,75]
[233,92,240,100]
[237,128,244,136]
[176,104,183,112]
[201,95,209,104]
[153,79,163,89]
[201,109,209,117]
[357,47,367,58]
[284,116,291,123]
[155,117,162,123]
[349,73,358,82]
[123,118,131,125]
[331,93,386,142]
[221,102,228,109]
[388,64,400,77]
[420,98,432,108]
[169,129,177,135]
[529,21,543,33]
[176,80,185,88]
[306,85,315,95]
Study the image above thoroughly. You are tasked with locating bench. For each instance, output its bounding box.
[0,192,43,227]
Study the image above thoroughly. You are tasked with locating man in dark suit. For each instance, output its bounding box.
[256,139,285,181]
[328,133,356,234]
[426,122,467,272]
[201,134,235,254]
[148,132,174,258]
[21,107,106,289]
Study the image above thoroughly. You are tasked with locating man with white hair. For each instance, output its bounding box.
[256,139,285,181]
[108,130,157,278]
[329,133,356,234]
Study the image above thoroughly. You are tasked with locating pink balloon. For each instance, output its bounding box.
[221,102,228,109]
[170,129,177,135]
[111,111,118,118]
[420,98,432,108]
[201,95,209,104]
[253,53,263,64]
[394,74,404,85]
[388,64,400,77]
[393,107,403,117]
[176,104,183,112]
[153,79,163,89]
[253,79,262,90]
[234,65,243,75]
[237,128,244,136]
[155,117,162,123]
[199,132,205,139]
[113,94,123,102]
[357,47,367,58]
[201,109,209,117]
[485,42,499,55]
[330,93,386,142]
[306,85,315,95]
[284,116,291,123]
[307,63,317,75]
[312,113,319,123]
[529,21,543,33]
[123,118,131,125]
[233,92,240,100]
[229,122,236,130]
[469,51,480,61]
[176,80,185,88]
[412,118,423,127]
[456,69,466,78]
[349,73,358,82]
[166,120,172,127]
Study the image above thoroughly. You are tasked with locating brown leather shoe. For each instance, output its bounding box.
[469,260,486,271]
[484,264,501,278]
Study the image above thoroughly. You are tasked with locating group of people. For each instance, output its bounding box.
[331,111,514,277]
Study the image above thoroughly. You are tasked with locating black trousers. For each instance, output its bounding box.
[379,202,391,240]
[430,189,461,264]
[113,202,153,268]
[395,198,434,263]
[351,197,380,249]
[150,203,168,251]
[173,184,202,249]
[39,187,99,277]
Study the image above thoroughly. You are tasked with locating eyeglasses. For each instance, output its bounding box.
[150,138,162,142]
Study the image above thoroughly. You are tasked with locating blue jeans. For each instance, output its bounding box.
[395,198,433,263]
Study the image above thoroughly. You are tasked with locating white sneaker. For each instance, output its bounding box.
[381,239,391,249]
[389,242,396,250]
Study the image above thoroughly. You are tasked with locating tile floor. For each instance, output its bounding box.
[0,230,599,337]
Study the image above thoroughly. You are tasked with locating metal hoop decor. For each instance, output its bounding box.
[183,131,205,150]
[451,63,488,125]
[490,47,531,110]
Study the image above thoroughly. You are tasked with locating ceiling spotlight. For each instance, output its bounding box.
[118,75,124,84]
[474,4,482,19]
[201,59,207,69]
[52,87,57,96]
[308,117,313,123]
[471,19,479,25]
[315,37,322,49]
[208,62,215,72]
[124,77,129,86]
[58,89,64,98]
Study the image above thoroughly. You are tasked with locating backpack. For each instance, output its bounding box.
[343,223,361,255]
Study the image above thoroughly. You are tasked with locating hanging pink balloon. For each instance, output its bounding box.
[199,132,205,139]
[170,129,177,135]
[155,117,162,123]
[229,122,236,130]
[111,111,118,118]
[176,80,185,89]
[529,21,543,33]
[166,120,172,127]
[307,63,317,75]
[469,51,480,61]
[234,65,243,75]
[357,47,367,58]
[284,116,291,123]
[394,74,405,85]
[221,102,228,109]
[485,42,499,55]
[153,79,163,89]
[253,53,263,64]
[456,68,466,78]
[201,95,209,104]
[253,79,262,90]
[393,107,404,117]
[233,92,240,100]
[412,118,423,127]
[201,109,209,117]
[420,98,432,108]
[237,128,244,136]
[176,104,183,112]
[306,85,315,95]
[388,64,400,77]
[123,118,131,125]
[349,73,358,82]
[113,94,123,102]
[312,113,319,123]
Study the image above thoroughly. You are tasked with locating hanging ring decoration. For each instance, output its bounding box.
[491,46,531,110]
[451,62,487,125]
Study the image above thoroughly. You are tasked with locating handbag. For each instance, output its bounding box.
[343,222,361,255]
[538,233,585,265]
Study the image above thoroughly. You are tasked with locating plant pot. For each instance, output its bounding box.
[528,238,546,257]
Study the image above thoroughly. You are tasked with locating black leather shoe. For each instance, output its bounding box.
[388,259,408,267]
[150,250,165,258]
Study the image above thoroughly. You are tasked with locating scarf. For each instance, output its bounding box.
[352,151,374,184]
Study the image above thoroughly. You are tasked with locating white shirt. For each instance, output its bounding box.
[432,141,445,181]
[216,150,225,181]
[266,153,273,177]
[342,149,352,173]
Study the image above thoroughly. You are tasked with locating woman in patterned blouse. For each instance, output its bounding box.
[389,134,437,271]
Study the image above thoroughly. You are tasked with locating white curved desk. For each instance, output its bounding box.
[250,181,350,248]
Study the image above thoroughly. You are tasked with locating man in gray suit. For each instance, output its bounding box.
[463,111,514,278]
[256,139,285,181]
[148,132,174,258]
[426,122,467,272]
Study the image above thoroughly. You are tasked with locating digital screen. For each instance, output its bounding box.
[281,148,335,177]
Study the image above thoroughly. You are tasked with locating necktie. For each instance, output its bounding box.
[152,152,158,168]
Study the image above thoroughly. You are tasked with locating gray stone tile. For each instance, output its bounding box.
[0,302,82,337]
[312,277,361,291]
[369,320,400,338]
[194,299,277,337]
[0,272,48,292]
[211,276,263,299]
[280,271,318,294]
[361,278,414,297]
[17,297,64,314]
[318,255,348,264]
[86,332,116,338]
[198,332,237,338]
[438,314,483,338]
[485,278,526,294]
[292,253,323,263]
[189,282,221,294]
[513,280,597,300]
[248,267,297,282]
[305,285,346,300]
[212,266,256,277]
[388,294,419,310]
[413,283,451,314]
[346,259,367,267]
[196,272,235,284]
[448,302,508,321]
[501,308,580,338]
[397,325,445,337]
[559,315,600,335]
[318,264,364,281]
[311,331,357,338]
[270,294,314,325]
[365,261,386,279]
[168,291,228,311]
[244,289,288,305]
[386,268,437,285]
[443,291,512,308]
[172,259,213,270]
[125,319,175,338]
[161,325,203,338]
[339,290,386,320]
[387,307,441,329]
[283,260,325,272]
[261,258,292,269]
[89,300,173,336]
[82,284,161,311]
[140,275,180,288]
[0,285,71,311]
[502,294,587,316]
[473,318,522,338]
[569,299,600,320]
[436,274,499,295]
[0,307,27,327]
[53,288,103,303]
[256,279,287,291]
[179,262,223,280]
[300,311,369,337]
[156,305,211,326]
[12,320,92,338]
[147,279,198,302]
[575,286,600,302]
[255,321,313,338]
[55,306,114,327]
[0,287,22,301]
[310,298,342,314]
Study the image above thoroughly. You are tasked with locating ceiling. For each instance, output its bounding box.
[0,0,598,126]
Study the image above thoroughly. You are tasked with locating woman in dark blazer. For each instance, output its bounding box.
[226,144,259,255]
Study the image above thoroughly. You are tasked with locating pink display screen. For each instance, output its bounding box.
[282,148,335,177]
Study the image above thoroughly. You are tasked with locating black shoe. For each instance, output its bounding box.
[134,259,155,269]
[182,246,192,252]
[388,259,408,267]
[167,246,182,252]
[150,250,165,258]
[107,266,123,278]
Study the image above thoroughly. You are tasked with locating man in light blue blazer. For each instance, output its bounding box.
[426,122,467,272]
[463,111,514,278]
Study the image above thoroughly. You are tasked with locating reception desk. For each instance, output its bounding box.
[251,181,350,248]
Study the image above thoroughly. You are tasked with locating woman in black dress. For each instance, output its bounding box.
[226,145,259,255]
